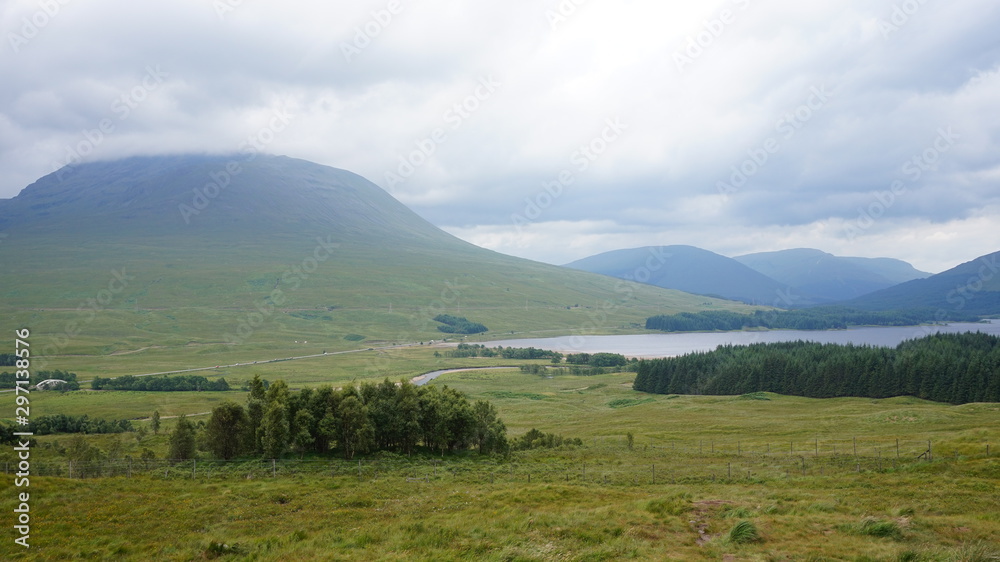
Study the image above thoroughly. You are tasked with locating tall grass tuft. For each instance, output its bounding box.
[950,541,1000,561]
[727,520,761,544]
[856,517,903,540]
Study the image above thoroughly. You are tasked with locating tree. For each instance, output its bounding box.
[151,410,161,434]
[265,379,289,405]
[472,400,507,455]
[261,401,289,459]
[291,409,315,458]
[168,415,197,460]
[337,395,373,460]
[248,374,267,400]
[206,402,249,460]
[395,381,422,455]
[246,399,265,455]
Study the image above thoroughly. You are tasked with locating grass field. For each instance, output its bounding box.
[2,353,999,560]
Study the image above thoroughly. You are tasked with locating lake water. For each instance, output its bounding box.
[480,320,1000,358]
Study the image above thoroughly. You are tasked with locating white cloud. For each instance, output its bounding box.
[1,0,998,270]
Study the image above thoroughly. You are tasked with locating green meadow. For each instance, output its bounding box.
[2,351,999,560]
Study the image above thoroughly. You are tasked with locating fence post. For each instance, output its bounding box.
[192,459,196,479]
[272,459,277,478]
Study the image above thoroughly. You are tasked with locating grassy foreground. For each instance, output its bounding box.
[2,360,999,560]
[1,463,998,560]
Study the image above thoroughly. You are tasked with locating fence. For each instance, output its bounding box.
[4,435,992,484]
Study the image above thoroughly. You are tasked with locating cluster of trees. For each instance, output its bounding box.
[445,343,560,360]
[172,376,509,461]
[0,353,15,366]
[633,332,1000,405]
[91,375,231,391]
[564,352,628,367]
[434,314,488,335]
[27,414,133,435]
[645,307,979,333]
[0,369,80,390]
[512,428,584,450]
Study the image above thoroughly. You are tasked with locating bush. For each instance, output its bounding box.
[433,314,488,334]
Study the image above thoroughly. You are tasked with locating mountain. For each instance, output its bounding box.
[845,250,1000,316]
[564,245,792,305]
[0,154,754,369]
[734,248,931,303]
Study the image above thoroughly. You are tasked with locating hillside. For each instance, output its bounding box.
[845,250,1000,316]
[564,245,793,305]
[0,154,754,374]
[734,248,930,303]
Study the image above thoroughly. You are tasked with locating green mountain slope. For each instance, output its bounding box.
[734,248,930,303]
[0,154,754,371]
[845,250,1000,316]
[565,245,794,305]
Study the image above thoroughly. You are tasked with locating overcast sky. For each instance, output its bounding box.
[2,0,999,273]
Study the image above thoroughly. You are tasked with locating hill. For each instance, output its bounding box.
[564,245,793,305]
[845,250,1000,316]
[0,154,753,374]
[734,248,930,303]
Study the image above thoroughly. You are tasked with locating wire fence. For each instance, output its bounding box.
[6,436,993,484]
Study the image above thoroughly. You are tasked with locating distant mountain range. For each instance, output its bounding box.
[734,248,931,303]
[845,251,1000,316]
[564,246,792,305]
[567,246,936,306]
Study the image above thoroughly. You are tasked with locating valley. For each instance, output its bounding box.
[0,155,998,561]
